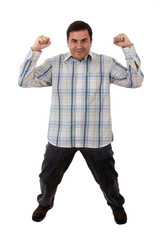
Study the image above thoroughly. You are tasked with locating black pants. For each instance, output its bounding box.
[37,143,125,211]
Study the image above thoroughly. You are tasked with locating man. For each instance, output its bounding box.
[18,21,143,224]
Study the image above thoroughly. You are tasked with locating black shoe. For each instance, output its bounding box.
[113,207,127,225]
[32,205,52,222]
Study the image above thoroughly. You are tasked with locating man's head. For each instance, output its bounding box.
[67,21,93,61]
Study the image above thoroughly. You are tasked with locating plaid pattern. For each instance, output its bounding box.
[18,45,144,148]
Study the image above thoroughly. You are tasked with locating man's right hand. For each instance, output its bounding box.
[31,35,51,51]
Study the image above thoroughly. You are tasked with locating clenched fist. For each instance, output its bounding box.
[32,35,51,51]
[113,34,133,48]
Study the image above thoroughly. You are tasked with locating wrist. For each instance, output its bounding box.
[125,43,133,48]
[31,46,41,52]
[122,44,133,49]
[128,43,133,48]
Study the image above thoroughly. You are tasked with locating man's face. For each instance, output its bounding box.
[67,30,92,61]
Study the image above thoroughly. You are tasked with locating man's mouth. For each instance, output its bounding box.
[75,50,84,54]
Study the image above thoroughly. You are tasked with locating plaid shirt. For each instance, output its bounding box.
[18,45,144,148]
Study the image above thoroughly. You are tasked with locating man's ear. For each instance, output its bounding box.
[90,38,93,47]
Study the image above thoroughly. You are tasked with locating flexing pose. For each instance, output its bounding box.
[18,21,143,224]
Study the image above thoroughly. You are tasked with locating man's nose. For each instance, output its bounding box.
[77,41,83,48]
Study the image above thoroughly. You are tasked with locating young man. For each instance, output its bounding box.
[18,21,143,224]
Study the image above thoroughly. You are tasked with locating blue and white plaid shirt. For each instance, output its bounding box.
[18,45,143,148]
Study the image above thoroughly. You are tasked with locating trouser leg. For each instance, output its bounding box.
[37,143,77,208]
[80,144,125,211]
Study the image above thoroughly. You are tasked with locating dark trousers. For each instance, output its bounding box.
[37,143,125,211]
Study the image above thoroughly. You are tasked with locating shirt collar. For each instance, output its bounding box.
[64,51,93,62]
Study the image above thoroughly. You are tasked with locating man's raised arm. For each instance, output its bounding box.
[18,36,52,88]
[109,33,144,88]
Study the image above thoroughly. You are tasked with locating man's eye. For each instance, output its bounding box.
[72,40,77,43]
[82,39,87,43]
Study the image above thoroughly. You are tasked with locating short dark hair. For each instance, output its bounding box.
[67,21,93,40]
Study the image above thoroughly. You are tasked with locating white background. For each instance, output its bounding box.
[0,0,160,239]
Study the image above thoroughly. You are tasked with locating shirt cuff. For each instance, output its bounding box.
[122,44,136,59]
[25,48,42,60]
[122,45,141,72]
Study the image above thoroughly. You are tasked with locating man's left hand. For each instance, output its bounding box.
[113,34,133,48]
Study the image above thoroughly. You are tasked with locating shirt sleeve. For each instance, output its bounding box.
[109,45,144,88]
[18,49,52,87]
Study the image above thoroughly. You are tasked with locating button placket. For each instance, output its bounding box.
[74,62,84,138]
